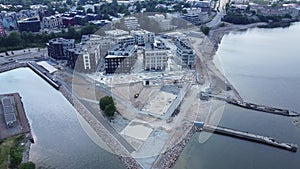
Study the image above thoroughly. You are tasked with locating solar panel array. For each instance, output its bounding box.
[1,97,16,127]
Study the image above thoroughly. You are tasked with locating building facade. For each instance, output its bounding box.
[175,38,195,68]
[47,38,75,59]
[42,14,63,29]
[124,16,139,30]
[131,30,155,46]
[67,45,100,73]
[105,44,137,73]
[144,41,169,70]
[115,35,135,45]
[18,18,41,32]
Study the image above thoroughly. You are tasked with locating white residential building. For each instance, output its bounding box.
[131,29,155,45]
[42,14,63,29]
[105,29,129,38]
[144,41,169,70]
[83,4,95,13]
[81,34,115,57]
[105,29,135,45]
[175,38,195,68]
[148,14,175,31]
[124,16,139,30]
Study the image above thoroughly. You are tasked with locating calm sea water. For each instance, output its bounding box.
[174,23,300,169]
[0,68,124,169]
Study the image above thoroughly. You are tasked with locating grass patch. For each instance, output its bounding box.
[0,135,25,169]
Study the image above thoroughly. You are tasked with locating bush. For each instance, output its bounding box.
[20,162,36,169]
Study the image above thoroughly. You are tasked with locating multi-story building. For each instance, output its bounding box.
[105,44,137,73]
[47,38,75,59]
[115,35,136,45]
[182,13,201,25]
[42,14,63,29]
[16,10,40,21]
[62,17,76,27]
[195,0,212,13]
[81,34,115,58]
[148,14,175,31]
[131,30,155,46]
[175,38,195,68]
[144,41,169,70]
[67,45,101,73]
[18,17,41,32]
[0,12,18,30]
[105,29,129,38]
[74,15,88,25]
[86,14,101,21]
[124,16,139,30]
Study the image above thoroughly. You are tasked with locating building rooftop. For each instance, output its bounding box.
[105,29,129,37]
[109,43,136,52]
[175,38,192,50]
[115,35,134,40]
[145,41,168,50]
[1,96,16,127]
[131,29,153,35]
[18,17,40,23]
[49,38,75,44]
[106,44,136,59]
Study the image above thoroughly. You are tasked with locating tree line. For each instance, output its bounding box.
[0,23,100,52]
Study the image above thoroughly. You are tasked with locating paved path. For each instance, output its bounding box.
[79,99,136,153]
[58,71,136,153]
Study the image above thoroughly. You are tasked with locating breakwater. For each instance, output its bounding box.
[197,123,297,152]
[202,92,299,117]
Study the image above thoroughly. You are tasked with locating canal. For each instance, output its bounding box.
[0,68,125,169]
[174,23,300,169]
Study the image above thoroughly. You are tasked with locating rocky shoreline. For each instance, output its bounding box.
[0,62,27,73]
[154,126,202,169]
[59,85,143,169]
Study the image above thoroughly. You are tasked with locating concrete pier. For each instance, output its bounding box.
[27,62,60,89]
[201,92,299,117]
[195,122,298,152]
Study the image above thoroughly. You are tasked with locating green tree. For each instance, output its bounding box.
[87,8,93,13]
[99,96,116,117]
[20,162,36,169]
[104,103,116,117]
[200,26,210,35]
[66,0,73,5]
[99,96,114,110]
[103,13,110,20]
[67,26,77,39]
[135,2,141,12]
[7,32,21,47]
[9,148,22,168]
[76,6,84,10]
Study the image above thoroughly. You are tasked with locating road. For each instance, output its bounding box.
[206,0,228,28]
